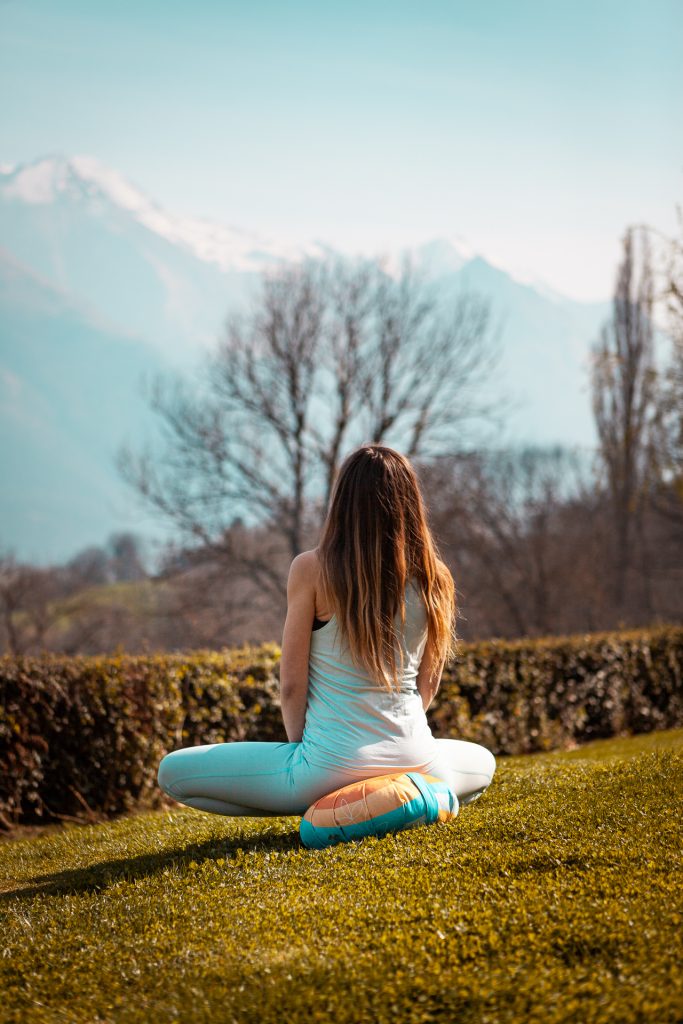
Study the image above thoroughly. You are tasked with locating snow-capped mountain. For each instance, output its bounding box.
[1,154,326,274]
[1,154,610,565]
[1,154,299,368]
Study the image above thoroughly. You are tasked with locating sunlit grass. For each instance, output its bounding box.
[1,729,682,1024]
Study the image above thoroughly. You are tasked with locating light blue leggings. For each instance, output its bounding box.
[157,739,496,817]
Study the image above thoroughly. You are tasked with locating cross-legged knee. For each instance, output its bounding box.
[480,746,497,782]
[157,751,182,798]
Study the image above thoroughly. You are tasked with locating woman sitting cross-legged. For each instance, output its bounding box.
[157,443,496,817]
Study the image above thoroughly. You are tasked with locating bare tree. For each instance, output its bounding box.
[656,205,683,509]
[627,205,683,618]
[422,445,597,640]
[65,545,113,586]
[0,530,154,655]
[65,532,149,586]
[0,554,46,654]
[589,226,663,612]
[105,532,148,582]
[117,255,503,611]
[0,551,81,654]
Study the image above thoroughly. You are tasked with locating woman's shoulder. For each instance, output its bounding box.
[291,548,321,577]
[294,549,334,614]
[289,548,326,596]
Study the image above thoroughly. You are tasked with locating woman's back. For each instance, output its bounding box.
[159,445,497,820]
[301,578,439,773]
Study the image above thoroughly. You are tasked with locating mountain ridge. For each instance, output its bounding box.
[1,152,611,565]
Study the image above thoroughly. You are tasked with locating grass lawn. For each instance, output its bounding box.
[1,729,682,1024]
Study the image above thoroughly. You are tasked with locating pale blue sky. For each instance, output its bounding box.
[1,0,681,300]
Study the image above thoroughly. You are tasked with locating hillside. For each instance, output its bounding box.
[1,729,681,1024]
[0,249,176,563]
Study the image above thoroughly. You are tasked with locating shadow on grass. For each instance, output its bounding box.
[0,823,303,902]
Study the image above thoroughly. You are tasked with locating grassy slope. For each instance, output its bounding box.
[1,729,682,1024]
[40,578,164,636]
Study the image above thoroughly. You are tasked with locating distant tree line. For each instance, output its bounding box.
[0,532,148,655]
[1,214,681,656]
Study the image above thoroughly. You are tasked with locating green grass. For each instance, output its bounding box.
[1,730,682,1024]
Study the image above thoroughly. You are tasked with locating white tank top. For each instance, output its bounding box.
[300,578,439,772]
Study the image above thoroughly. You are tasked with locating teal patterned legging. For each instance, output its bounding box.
[157,738,496,817]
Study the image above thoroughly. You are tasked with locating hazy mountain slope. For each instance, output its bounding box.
[0,156,261,368]
[0,154,611,565]
[0,250,175,563]
[446,257,608,445]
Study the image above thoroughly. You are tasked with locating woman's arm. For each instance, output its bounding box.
[416,632,446,712]
[279,552,316,743]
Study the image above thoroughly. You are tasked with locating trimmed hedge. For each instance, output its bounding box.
[1,626,682,829]
[0,644,285,831]
[432,624,683,755]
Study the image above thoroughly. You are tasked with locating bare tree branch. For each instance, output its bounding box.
[115,254,503,624]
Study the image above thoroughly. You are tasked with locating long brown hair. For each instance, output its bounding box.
[316,443,459,691]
